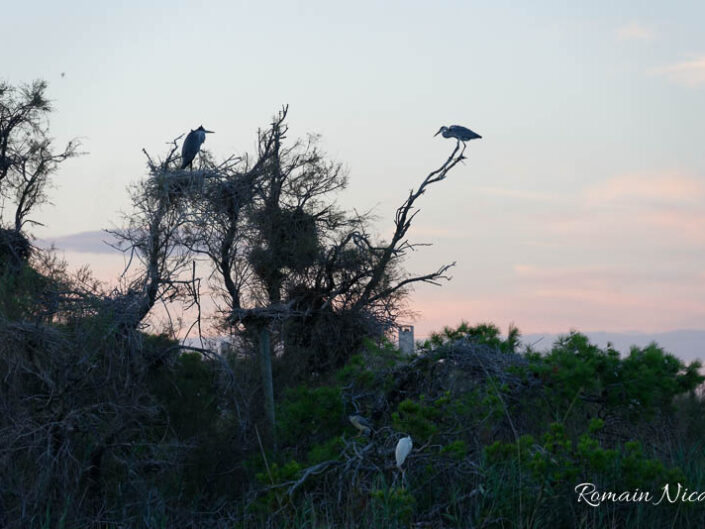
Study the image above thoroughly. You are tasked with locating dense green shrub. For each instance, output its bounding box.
[423,321,521,353]
[3,298,704,528]
[149,351,219,439]
[277,385,345,447]
[526,331,703,420]
[484,420,688,526]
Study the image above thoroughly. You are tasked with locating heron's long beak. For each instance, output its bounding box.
[205,130,215,134]
[433,129,442,137]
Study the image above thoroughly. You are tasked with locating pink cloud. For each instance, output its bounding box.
[472,186,562,202]
[512,262,697,298]
[616,22,656,41]
[652,55,705,87]
[457,169,705,335]
[585,172,704,205]
[640,208,705,244]
[534,171,705,246]
[412,274,705,337]
[411,226,470,240]
[512,264,654,294]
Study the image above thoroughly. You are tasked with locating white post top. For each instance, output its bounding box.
[398,325,415,355]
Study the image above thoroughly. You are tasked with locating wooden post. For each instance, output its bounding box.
[259,327,277,452]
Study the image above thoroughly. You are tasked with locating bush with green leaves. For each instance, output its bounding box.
[525,331,703,420]
[336,337,405,389]
[484,420,688,525]
[4,300,705,528]
[422,321,521,353]
[277,385,345,448]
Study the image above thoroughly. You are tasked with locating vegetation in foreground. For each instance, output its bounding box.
[2,267,704,529]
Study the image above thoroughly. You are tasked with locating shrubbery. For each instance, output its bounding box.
[231,324,705,528]
[3,259,705,529]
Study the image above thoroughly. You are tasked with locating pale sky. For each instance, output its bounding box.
[4,1,705,339]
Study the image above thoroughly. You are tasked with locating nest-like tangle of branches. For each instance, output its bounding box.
[149,170,212,201]
[205,177,253,213]
[395,340,536,397]
[250,208,320,277]
[0,228,31,267]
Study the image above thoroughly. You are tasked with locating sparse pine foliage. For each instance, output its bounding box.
[0,80,79,269]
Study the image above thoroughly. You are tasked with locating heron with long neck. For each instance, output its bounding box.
[434,124,482,143]
[181,125,214,169]
[395,435,413,488]
[348,415,373,437]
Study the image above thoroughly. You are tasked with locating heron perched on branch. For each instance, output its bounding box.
[348,415,373,436]
[395,436,413,471]
[435,125,482,143]
[181,125,214,169]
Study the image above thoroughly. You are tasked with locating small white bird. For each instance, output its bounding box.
[395,436,413,470]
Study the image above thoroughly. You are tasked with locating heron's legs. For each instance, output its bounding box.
[391,468,407,489]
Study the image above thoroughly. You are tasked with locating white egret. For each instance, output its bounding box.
[395,436,413,470]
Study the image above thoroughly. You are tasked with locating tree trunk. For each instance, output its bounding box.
[258,326,277,452]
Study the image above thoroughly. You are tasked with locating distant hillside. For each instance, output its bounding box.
[36,230,120,254]
[523,329,705,363]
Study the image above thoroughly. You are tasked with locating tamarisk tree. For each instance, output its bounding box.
[185,107,466,446]
[0,80,78,269]
[117,107,468,447]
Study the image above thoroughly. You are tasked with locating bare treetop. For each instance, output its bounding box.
[0,80,80,268]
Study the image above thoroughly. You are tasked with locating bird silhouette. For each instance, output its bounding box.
[434,125,482,143]
[181,125,214,169]
[348,415,373,436]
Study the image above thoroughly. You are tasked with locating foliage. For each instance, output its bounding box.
[423,320,521,353]
[369,484,416,527]
[336,337,404,389]
[485,421,687,525]
[0,80,79,245]
[392,395,443,443]
[149,351,219,440]
[0,260,53,318]
[525,331,703,420]
[277,385,345,447]
[4,268,705,528]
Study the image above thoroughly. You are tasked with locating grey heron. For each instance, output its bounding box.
[348,415,373,436]
[434,125,482,143]
[181,125,214,169]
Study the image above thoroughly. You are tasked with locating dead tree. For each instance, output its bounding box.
[181,109,292,449]
[107,138,201,333]
[0,80,79,269]
[333,139,466,315]
[276,141,464,375]
[187,107,469,446]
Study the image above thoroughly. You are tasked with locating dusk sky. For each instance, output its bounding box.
[4,1,704,340]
